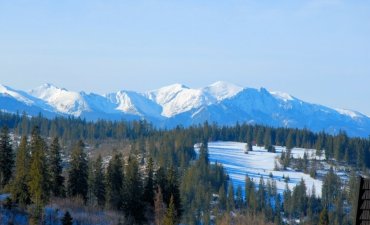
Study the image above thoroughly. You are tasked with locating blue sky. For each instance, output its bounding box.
[0,1,369,115]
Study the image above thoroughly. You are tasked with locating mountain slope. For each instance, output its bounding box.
[0,82,369,137]
[0,84,56,117]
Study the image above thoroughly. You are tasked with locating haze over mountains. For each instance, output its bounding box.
[0,81,369,137]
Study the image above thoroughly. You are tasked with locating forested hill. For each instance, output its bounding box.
[0,111,369,224]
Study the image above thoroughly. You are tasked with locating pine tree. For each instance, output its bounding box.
[245,176,257,212]
[164,195,177,225]
[67,140,88,201]
[321,167,340,208]
[165,166,181,217]
[257,177,266,212]
[123,155,144,222]
[0,126,14,189]
[154,187,166,225]
[11,136,30,207]
[318,208,329,225]
[218,184,227,210]
[106,153,124,210]
[348,170,359,222]
[143,157,154,205]
[28,127,50,208]
[87,160,95,206]
[227,182,235,212]
[49,137,65,197]
[62,211,73,225]
[93,154,106,207]
[235,185,243,209]
[283,184,292,217]
[292,179,307,217]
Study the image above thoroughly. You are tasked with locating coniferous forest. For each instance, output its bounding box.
[0,111,369,224]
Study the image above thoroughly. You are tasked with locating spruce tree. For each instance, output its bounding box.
[235,185,243,209]
[123,155,144,222]
[143,157,154,206]
[0,126,14,189]
[164,195,177,225]
[318,208,329,225]
[62,211,73,225]
[165,166,181,217]
[154,187,166,225]
[67,140,88,201]
[11,136,30,207]
[226,182,235,212]
[93,154,106,207]
[49,137,65,197]
[257,177,266,211]
[218,184,227,210]
[245,176,257,212]
[106,153,124,210]
[28,127,50,208]
[322,167,340,208]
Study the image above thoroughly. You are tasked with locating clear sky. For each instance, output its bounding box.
[0,1,369,115]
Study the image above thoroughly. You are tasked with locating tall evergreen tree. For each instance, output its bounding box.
[62,211,73,225]
[154,187,166,225]
[165,166,181,217]
[123,155,144,222]
[106,153,124,210]
[235,185,243,209]
[245,176,257,212]
[318,208,329,225]
[28,127,50,207]
[67,140,88,201]
[93,154,106,207]
[143,157,154,205]
[218,184,227,210]
[49,137,65,197]
[11,136,30,207]
[227,182,235,212]
[0,126,14,189]
[164,195,177,225]
[321,167,341,208]
[257,177,266,212]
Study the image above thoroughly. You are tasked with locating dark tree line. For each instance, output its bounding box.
[1,111,369,169]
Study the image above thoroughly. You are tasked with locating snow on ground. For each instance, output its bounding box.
[195,141,323,197]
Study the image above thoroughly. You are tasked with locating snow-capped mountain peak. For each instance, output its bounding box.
[203,81,243,101]
[29,84,90,116]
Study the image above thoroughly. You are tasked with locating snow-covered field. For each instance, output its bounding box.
[195,141,323,197]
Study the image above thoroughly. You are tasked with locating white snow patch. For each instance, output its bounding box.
[202,81,243,101]
[270,91,294,102]
[195,141,323,197]
[335,108,362,119]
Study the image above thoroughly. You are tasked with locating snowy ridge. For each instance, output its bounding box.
[334,108,364,119]
[0,84,34,105]
[30,84,90,116]
[146,81,242,117]
[1,81,370,137]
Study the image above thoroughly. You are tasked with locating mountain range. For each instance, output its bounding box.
[1,81,369,137]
